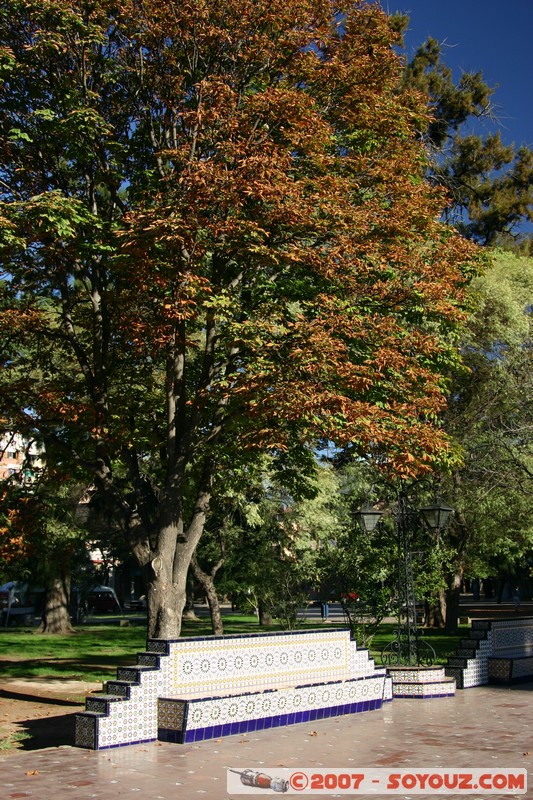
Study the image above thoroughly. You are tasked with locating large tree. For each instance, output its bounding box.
[0,0,479,638]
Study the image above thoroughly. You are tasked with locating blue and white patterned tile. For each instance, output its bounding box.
[177,675,385,732]
[77,628,391,749]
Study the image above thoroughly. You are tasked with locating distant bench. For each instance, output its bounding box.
[75,628,391,750]
[488,653,533,685]
[487,619,533,685]
[446,617,533,688]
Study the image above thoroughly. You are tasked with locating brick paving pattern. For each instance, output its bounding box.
[2,682,532,799]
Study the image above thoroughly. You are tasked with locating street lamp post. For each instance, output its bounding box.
[356,491,453,666]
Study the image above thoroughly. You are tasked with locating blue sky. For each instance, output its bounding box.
[379,0,533,151]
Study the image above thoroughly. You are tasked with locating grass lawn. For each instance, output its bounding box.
[0,616,466,684]
[0,615,278,683]
[369,623,467,665]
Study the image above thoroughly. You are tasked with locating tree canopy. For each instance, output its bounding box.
[399,33,533,246]
[0,0,480,637]
[437,251,533,629]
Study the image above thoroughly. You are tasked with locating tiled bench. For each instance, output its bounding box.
[446,617,533,688]
[488,653,533,685]
[75,628,392,749]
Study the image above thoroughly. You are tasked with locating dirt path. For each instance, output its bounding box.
[0,678,101,755]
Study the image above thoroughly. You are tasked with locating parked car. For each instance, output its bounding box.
[0,581,36,626]
[127,595,147,611]
[86,585,122,614]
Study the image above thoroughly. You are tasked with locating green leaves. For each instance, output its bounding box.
[438,251,533,599]
[8,127,32,142]
[26,192,97,240]
[0,0,486,636]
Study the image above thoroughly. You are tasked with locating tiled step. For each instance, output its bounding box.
[86,693,128,715]
[106,680,134,698]
[447,656,475,668]
[116,665,157,683]
[456,648,479,659]
[444,666,487,689]
[459,639,480,650]
[146,639,171,655]
[446,622,495,689]
[386,666,447,683]
[137,652,161,668]
[75,711,107,751]
[392,677,456,698]
[385,666,456,698]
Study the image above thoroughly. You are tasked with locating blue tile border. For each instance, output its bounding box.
[392,692,456,699]
[96,737,158,750]
[158,698,382,744]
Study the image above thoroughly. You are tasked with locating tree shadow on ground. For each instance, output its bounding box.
[0,688,86,706]
[16,711,79,750]
[0,654,134,680]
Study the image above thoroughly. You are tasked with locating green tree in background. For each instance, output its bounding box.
[0,476,92,632]
[441,251,533,631]
[398,31,533,245]
[205,460,341,631]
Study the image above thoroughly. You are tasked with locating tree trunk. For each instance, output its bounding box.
[182,578,199,621]
[445,572,463,634]
[424,592,445,628]
[133,461,213,639]
[145,553,184,640]
[190,555,224,636]
[145,500,210,638]
[258,599,272,626]
[39,570,74,634]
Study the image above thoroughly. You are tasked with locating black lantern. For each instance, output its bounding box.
[420,499,453,530]
[354,504,383,533]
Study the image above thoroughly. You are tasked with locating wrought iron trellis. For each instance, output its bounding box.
[380,491,436,667]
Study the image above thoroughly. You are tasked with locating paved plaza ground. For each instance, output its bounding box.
[2,602,533,798]
[1,680,532,799]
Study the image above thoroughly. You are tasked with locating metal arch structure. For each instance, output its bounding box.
[380,490,436,667]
